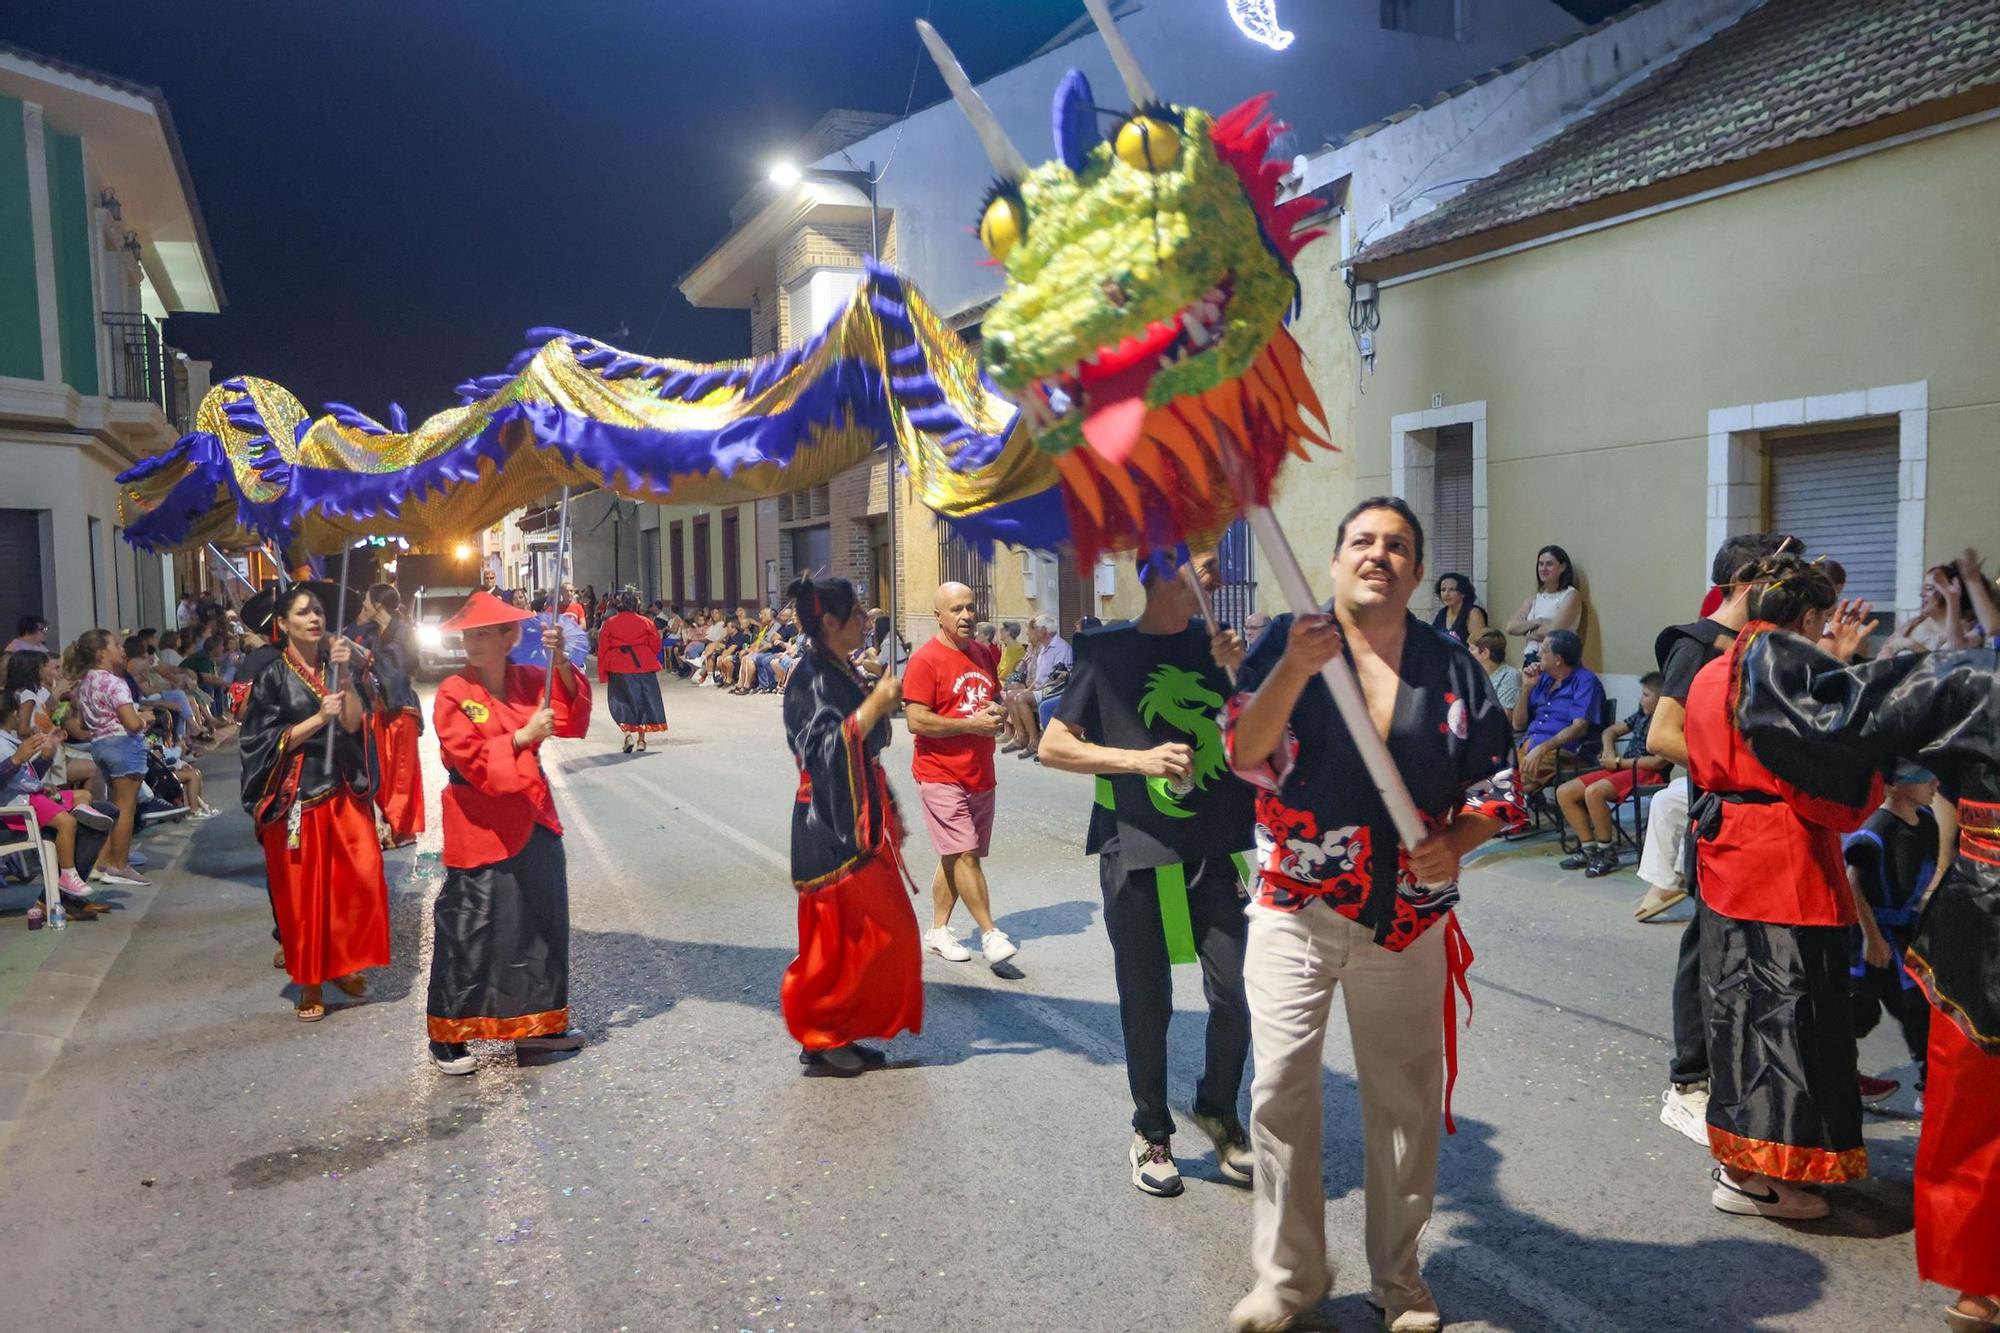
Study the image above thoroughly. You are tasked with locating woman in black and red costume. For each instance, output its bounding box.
[1725,581,2000,1332]
[426,590,591,1074]
[236,584,390,1022]
[780,575,922,1077]
[1683,555,1879,1220]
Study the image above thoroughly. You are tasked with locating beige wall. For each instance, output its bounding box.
[1320,115,2000,674]
[1267,230,1363,612]
[653,501,764,610]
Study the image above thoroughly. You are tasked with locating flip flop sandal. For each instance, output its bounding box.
[1945,1308,2000,1333]
[296,1000,326,1022]
[330,974,369,998]
[1634,888,1690,922]
[273,948,286,969]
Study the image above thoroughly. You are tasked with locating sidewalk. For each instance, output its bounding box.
[0,753,224,1155]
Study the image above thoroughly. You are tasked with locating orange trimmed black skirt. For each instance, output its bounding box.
[781,854,923,1051]
[427,824,570,1042]
[1702,909,1866,1183]
[607,671,669,735]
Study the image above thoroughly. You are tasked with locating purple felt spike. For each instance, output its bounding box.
[389,403,408,433]
[1054,68,1100,173]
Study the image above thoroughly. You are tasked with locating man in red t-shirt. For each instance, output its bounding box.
[903,581,1017,965]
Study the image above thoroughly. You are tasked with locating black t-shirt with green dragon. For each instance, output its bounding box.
[1056,621,1258,870]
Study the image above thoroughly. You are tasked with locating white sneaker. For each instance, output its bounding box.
[1129,1133,1184,1197]
[980,928,1018,964]
[1660,1082,1709,1146]
[924,927,972,962]
[1710,1165,1829,1219]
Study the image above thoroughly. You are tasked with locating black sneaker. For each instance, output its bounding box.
[138,798,186,826]
[428,1041,476,1075]
[803,1045,866,1077]
[1558,849,1595,870]
[1585,848,1622,878]
[515,1030,586,1053]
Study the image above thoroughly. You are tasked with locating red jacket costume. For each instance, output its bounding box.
[434,662,590,869]
[1685,625,1879,925]
[596,611,664,681]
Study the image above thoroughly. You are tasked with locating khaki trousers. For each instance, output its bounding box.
[1243,899,1445,1314]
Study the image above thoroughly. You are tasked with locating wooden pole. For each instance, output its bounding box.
[545,487,572,709]
[321,546,352,778]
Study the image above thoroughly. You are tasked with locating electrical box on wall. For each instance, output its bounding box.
[1095,556,1117,597]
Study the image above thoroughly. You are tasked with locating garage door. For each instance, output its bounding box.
[1766,424,1898,610]
[0,509,47,644]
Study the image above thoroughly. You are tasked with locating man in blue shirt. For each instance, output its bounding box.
[1509,628,1603,794]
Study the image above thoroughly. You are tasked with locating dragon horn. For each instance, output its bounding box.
[916,20,1031,179]
[1082,0,1159,108]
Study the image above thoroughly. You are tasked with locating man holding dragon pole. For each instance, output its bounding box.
[1039,549,1259,1197]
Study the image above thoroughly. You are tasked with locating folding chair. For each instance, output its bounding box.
[0,800,60,924]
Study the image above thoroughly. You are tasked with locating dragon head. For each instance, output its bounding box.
[920,1,1329,559]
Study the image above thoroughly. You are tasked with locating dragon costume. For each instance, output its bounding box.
[917,0,1331,563]
[116,267,1059,555]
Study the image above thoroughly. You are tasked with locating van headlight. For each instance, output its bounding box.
[419,624,444,649]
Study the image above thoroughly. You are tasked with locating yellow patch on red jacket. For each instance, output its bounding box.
[460,699,490,725]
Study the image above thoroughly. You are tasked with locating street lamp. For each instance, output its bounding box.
[766,157,898,659]
[453,542,474,561]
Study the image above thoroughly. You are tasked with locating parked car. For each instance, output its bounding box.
[412,586,475,676]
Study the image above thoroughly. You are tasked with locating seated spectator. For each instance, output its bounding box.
[996,622,1025,684]
[1432,573,1488,643]
[748,607,799,693]
[727,607,778,694]
[0,696,113,916]
[1504,544,1585,664]
[1556,672,1671,876]
[182,634,228,712]
[5,614,49,655]
[1899,556,1992,650]
[712,612,755,688]
[1470,629,1523,711]
[1003,614,1070,758]
[1509,628,1603,795]
[1956,546,2000,643]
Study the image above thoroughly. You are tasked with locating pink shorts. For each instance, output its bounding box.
[1,789,75,836]
[917,782,995,857]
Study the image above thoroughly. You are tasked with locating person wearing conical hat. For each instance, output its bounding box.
[425,590,592,1074]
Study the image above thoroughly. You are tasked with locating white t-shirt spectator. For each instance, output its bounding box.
[76,669,136,740]
[176,599,196,630]
[15,686,50,730]
[159,646,185,668]
[1032,634,1073,689]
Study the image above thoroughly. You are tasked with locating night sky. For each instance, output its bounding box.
[6,1,1617,420]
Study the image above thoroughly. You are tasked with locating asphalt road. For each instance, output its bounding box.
[0,675,1941,1332]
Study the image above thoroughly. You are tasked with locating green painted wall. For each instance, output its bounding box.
[45,130,97,395]
[0,96,44,380]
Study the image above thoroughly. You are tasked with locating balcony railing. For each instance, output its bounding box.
[102,311,182,427]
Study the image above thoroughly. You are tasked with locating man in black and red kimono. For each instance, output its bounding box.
[1222,497,1518,1333]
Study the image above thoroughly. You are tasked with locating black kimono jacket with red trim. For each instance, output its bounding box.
[783,649,902,891]
[237,645,374,828]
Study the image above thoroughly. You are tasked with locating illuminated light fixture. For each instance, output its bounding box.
[453,542,474,560]
[767,160,803,188]
[1228,0,1293,49]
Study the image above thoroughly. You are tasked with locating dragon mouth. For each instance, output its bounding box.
[1019,273,1237,464]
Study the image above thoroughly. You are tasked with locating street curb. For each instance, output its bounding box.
[0,810,199,1161]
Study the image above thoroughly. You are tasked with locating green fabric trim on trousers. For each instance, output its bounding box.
[1097,778,1251,965]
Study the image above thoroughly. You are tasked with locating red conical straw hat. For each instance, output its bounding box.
[439,590,535,632]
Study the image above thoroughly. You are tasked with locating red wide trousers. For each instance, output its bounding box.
[1916,1012,2000,1295]
[372,710,426,842]
[781,855,923,1051]
[260,792,391,987]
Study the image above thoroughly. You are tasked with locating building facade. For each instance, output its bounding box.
[0,42,222,643]
[669,0,1582,642]
[1290,0,1999,683]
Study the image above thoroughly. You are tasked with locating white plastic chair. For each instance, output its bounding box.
[0,800,59,924]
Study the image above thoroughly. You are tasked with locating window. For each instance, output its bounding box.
[1430,424,1474,584]
[1766,423,1898,610]
[937,533,991,623]
[789,523,831,582]
[1211,517,1258,631]
[721,508,742,607]
[692,516,711,605]
[669,521,686,606]
[0,510,46,645]
[1381,0,1463,40]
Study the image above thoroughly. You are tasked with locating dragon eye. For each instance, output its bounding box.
[979,193,1024,261]
[1114,115,1181,172]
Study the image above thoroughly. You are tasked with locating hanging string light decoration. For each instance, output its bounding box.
[1228,0,1293,50]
